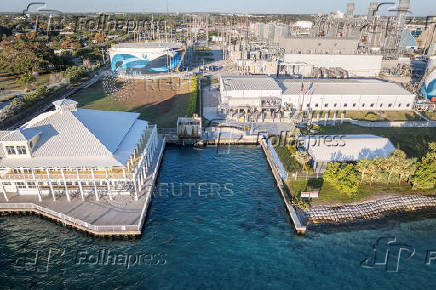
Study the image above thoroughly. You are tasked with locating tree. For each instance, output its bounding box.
[324,162,360,196]
[294,151,311,166]
[398,158,417,185]
[336,164,360,196]
[0,38,56,74]
[367,158,382,186]
[384,150,407,185]
[17,72,36,89]
[412,143,436,190]
[356,159,371,184]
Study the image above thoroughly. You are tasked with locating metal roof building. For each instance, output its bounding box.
[219,75,416,115]
[0,100,161,202]
[298,134,396,172]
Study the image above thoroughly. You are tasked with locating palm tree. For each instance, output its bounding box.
[356,159,371,184]
[398,158,417,185]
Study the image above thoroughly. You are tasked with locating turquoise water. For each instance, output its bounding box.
[1,146,436,289]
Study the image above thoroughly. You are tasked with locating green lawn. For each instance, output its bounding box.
[342,110,423,121]
[287,179,435,205]
[0,73,52,92]
[422,111,436,121]
[318,123,436,158]
[275,146,302,173]
[73,80,190,128]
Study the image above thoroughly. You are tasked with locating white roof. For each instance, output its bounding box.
[221,75,282,91]
[281,79,413,96]
[299,134,395,163]
[111,42,182,49]
[0,101,148,168]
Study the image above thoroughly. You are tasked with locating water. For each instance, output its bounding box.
[1,146,436,289]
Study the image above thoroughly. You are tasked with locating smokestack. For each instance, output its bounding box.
[368,2,379,20]
[346,3,355,16]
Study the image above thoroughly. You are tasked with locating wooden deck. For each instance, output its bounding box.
[0,139,166,237]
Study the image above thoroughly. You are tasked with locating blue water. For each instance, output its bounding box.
[1,146,436,289]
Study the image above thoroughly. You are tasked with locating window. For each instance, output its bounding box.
[334,103,337,107]
[315,104,319,108]
[353,103,357,107]
[5,146,16,155]
[398,104,402,107]
[370,104,375,108]
[17,146,27,155]
[362,103,365,107]
[324,103,328,107]
[344,104,348,107]
[29,141,33,148]
[406,104,411,107]
[380,103,383,107]
[16,182,26,189]
[388,104,393,108]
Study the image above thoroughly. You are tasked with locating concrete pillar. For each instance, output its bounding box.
[61,168,70,202]
[0,182,8,202]
[134,180,139,201]
[49,181,56,201]
[107,180,112,201]
[78,180,85,201]
[35,183,42,202]
[31,169,42,202]
[91,168,99,201]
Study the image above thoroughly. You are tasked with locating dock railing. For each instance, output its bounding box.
[0,202,138,232]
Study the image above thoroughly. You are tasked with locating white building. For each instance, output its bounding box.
[219,76,416,121]
[298,134,396,172]
[0,100,161,202]
[281,79,416,111]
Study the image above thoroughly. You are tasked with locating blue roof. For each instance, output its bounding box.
[400,29,417,47]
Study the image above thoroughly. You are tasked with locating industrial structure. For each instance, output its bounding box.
[109,42,184,74]
[0,100,161,202]
[219,75,416,122]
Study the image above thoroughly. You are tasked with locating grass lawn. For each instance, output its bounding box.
[287,179,435,205]
[73,79,190,128]
[275,146,302,173]
[342,110,423,121]
[318,123,436,158]
[422,111,436,121]
[0,73,52,91]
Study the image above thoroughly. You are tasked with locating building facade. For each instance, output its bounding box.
[109,42,184,74]
[0,100,161,202]
[219,76,416,122]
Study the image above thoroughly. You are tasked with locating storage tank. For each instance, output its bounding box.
[421,57,436,100]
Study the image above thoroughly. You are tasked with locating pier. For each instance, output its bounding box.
[260,138,307,235]
[0,139,166,237]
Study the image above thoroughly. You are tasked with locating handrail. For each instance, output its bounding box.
[0,202,138,232]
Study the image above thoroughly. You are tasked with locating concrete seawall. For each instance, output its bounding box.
[260,139,307,234]
[305,195,436,224]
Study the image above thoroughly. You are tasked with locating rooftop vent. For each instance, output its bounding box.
[53,99,78,112]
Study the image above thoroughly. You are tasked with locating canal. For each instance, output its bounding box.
[1,146,436,289]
